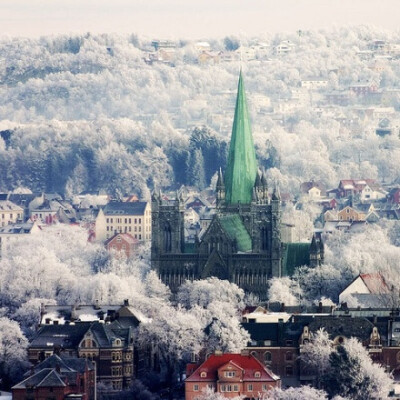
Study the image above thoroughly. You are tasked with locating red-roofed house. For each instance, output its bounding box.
[339,273,389,304]
[185,353,280,400]
[328,179,386,201]
[105,232,138,258]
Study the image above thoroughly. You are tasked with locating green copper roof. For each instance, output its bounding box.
[224,71,258,204]
[282,243,310,275]
[219,214,252,252]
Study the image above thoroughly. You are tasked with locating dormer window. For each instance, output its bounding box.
[254,371,261,378]
[200,372,207,378]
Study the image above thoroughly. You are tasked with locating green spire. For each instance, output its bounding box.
[224,71,258,204]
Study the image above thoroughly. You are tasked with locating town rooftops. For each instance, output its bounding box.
[102,201,148,216]
[0,200,23,211]
[185,353,279,382]
[13,369,67,390]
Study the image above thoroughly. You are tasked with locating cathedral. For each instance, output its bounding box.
[151,72,323,298]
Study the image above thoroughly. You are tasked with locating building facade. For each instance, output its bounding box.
[185,353,280,400]
[95,201,151,242]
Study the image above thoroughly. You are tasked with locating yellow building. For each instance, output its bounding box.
[0,200,24,227]
[338,206,366,222]
[95,201,151,242]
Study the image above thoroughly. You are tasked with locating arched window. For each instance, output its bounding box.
[285,351,293,361]
[264,351,272,363]
[164,223,172,252]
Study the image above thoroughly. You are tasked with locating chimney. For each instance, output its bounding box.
[241,349,250,357]
[214,350,223,356]
[45,318,51,325]
[124,299,129,307]
[94,299,100,310]
[280,303,285,312]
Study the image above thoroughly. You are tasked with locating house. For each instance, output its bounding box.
[388,188,400,205]
[339,273,390,305]
[105,232,138,258]
[198,51,221,65]
[300,79,329,90]
[300,181,326,200]
[337,206,366,222]
[95,200,151,242]
[0,199,24,227]
[12,354,94,400]
[329,179,385,201]
[185,353,280,400]
[36,301,152,381]
[29,315,138,390]
[243,308,400,387]
[273,40,295,56]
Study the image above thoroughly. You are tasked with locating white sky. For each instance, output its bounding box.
[0,0,399,39]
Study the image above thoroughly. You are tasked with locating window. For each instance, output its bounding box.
[139,218,141,223]
[200,372,207,378]
[286,366,293,376]
[125,218,127,223]
[264,352,272,362]
[247,384,253,391]
[262,384,269,392]
[129,218,131,223]
[254,371,261,378]
[194,385,199,391]
[286,351,293,361]
[225,371,235,377]
[106,218,109,223]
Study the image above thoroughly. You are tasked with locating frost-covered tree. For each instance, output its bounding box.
[138,305,204,390]
[322,338,391,400]
[0,317,29,388]
[262,386,328,400]
[267,277,302,306]
[300,329,332,388]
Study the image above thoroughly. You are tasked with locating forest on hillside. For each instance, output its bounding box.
[1,26,400,197]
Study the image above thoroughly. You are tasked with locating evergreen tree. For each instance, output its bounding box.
[186,148,206,189]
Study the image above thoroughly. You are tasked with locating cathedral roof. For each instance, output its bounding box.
[282,242,310,275]
[219,214,252,252]
[224,71,258,205]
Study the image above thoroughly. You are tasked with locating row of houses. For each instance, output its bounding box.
[19,299,400,399]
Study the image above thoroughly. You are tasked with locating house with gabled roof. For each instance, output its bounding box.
[105,232,138,258]
[339,273,390,306]
[185,352,280,400]
[12,354,94,400]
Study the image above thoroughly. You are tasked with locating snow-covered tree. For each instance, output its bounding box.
[0,317,29,388]
[300,328,332,388]
[262,386,328,400]
[267,277,302,306]
[323,338,391,400]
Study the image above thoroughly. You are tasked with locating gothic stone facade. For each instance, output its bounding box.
[151,181,283,298]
